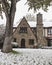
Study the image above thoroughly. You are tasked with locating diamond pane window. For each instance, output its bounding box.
[19,27,27,33]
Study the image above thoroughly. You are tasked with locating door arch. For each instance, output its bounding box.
[21,38,25,48]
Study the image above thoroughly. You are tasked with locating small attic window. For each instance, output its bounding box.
[19,27,27,33]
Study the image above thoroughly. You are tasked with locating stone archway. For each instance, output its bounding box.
[21,39,25,48]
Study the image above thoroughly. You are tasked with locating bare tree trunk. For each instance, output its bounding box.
[2,14,12,53]
[2,36,12,53]
[2,0,16,53]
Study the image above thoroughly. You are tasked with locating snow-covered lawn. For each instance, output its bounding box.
[0,49,52,65]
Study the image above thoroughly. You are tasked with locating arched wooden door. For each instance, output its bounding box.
[21,39,25,48]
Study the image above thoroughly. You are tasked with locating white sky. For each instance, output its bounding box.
[0,0,52,27]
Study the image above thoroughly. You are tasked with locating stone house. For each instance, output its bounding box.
[13,17,37,48]
[13,13,52,48]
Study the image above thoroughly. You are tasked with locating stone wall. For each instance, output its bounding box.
[13,17,37,48]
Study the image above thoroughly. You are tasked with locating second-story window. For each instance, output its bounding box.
[19,27,27,33]
[48,29,52,35]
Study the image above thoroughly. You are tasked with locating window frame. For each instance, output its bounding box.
[29,39,34,45]
[48,28,52,35]
[19,27,27,33]
[13,38,16,42]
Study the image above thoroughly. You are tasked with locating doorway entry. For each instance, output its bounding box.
[21,39,25,48]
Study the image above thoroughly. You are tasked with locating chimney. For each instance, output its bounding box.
[36,13,44,46]
[37,13,43,25]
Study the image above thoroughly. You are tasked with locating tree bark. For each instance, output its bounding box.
[2,0,16,53]
[2,13,12,53]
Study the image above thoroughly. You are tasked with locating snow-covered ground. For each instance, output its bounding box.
[0,49,52,65]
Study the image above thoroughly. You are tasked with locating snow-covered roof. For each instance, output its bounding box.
[28,21,52,27]
[14,19,52,28]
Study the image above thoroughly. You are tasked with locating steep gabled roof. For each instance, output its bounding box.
[13,17,36,37]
